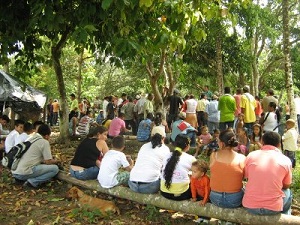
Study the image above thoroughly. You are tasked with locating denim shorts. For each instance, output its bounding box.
[70,166,99,180]
[128,179,160,194]
[210,190,244,208]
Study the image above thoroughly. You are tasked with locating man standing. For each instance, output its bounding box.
[261,89,278,113]
[243,131,292,215]
[218,87,236,132]
[12,124,60,189]
[196,94,208,128]
[241,85,256,136]
[52,99,60,126]
[167,89,183,128]
[203,85,213,101]
[143,93,154,119]
[69,94,78,116]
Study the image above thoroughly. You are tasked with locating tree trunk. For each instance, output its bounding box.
[51,32,70,143]
[57,171,300,225]
[77,48,84,100]
[215,33,223,95]
[282,0,296,123]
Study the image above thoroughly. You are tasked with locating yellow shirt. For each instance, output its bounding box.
[241,93,256,123]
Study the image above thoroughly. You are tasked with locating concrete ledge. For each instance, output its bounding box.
[57,171,300,225]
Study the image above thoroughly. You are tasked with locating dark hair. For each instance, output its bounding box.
[1,115,10,123]
[69,111,78,121]
[15,119,25,127]
[128,96,133,102]
[224,87,230,94]
[192,160,209,174]
[23,122,33,133]
[200,93,205,99]
[33,121,44,129]
[87,126,107,138]
[146,113,153,120]
[252,123,262,141]
[269,102,276,109]
[154,113,162,126]
[151,133,163,149]
[262,131,280,147]
[268,89,274,95]
[112,136,125,149]
[219,130,238,147]
[118,112,125,118]
[236,88,242,94]
[37,124,51,136]
[70,93,75,98]
[163,134,189,189]
[213,129,220,134]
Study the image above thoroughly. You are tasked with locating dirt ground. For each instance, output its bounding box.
[0,132,198,225]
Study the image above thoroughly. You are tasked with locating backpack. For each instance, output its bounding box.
[2,137,41,170]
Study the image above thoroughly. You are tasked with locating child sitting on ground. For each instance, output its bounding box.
[249,123,263,152]
[236,113,244,134]
[98,136,133,188]
[190,160,210,223]
[236,127,249,155]
[206,129,220,156]
[282,119,298,168]
[194,126,212,157]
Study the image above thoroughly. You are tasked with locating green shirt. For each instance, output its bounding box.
[218,94,236,122]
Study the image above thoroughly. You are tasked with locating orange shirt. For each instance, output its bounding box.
[210,160,244,193]
[255,100,262,116]
[52,102,60,113]
[190,175,210,204]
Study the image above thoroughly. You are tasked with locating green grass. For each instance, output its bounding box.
[291,151,300,201]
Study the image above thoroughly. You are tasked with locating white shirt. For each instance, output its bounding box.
[15,133,30,145]
[98,150,130,188]
[185,99,197,113]
[294,97,300,115]
[130,142,170,182]
[263,112,278,132]
[102,99,109,119]
[5,130,19,153]
[282,127,298,151]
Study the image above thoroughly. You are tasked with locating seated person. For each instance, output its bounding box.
[206,129,220,156]
[5,119,25,153]
[12,124,60,188]
[77,110,98,136]
[70,126,109,180]
[243,131,292,215]
[160,134,196,201]
[194,125,211,157]
[170,112,197,147]
[137,113,153,142]
[69,111,78,136]
[0,115,10,136]
[128,131,170,194]
[98,136,133,188]
[108,113,129,138]
[15,122,34,144]
[96,110,104,124]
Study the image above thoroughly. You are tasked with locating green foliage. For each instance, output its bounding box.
[144,205,170,224]
[69,207,104,224]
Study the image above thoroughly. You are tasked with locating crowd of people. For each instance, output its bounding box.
[0,84,298,224]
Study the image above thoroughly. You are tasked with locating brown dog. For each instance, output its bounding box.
[66,186,120,216]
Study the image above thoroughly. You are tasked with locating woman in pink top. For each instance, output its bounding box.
[209,130,246,208]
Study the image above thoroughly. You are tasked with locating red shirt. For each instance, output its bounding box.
[190,175,210,204]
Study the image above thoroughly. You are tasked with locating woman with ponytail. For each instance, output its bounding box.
[128,131,170,194]
[160,134,196,200]
[209,129,246,208]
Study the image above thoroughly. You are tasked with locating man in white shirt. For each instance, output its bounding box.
[5,119,24,153]
[0,115,10,136]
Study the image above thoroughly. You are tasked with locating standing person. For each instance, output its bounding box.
[134,93,146,126]
[203,85,213,101]
[46,98,53,126]
[167,89,183,128]
[185,94,198,129]
[98,136,133,188]
[160,134,196,201]
[205,95,220,134]
[282,119,298,168]
[129,132,170,194]
[12,124,60,188]
[242,131,292,215]
[108,113,128,138]
[218,87,236,132]
[106,96,116,120]
[70,126,109,180]
[261,89,278,113]
[144,93,154,119]
[255,96,263,123]
[69,93,79,116]
[5,119,25,153]
[241,85,256,136]
[196,94,208,129]
[122,96,137,135]
[262,102,279,133]
[118,93,128,115]
[52,99,60,126]
[294,94,300,133]
[102,96,109,119]
[209,130,245,208]
[233,88,242,131]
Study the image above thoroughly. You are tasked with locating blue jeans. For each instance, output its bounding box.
[185,131,196,147]
[13,164,59,187]
[219,121,234,132]
[244,122,254,136]
[207,121,219,134]
[70,166,99,180]
[246,189,292,215]
[128,179,160,194]
[210,190,244,208]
